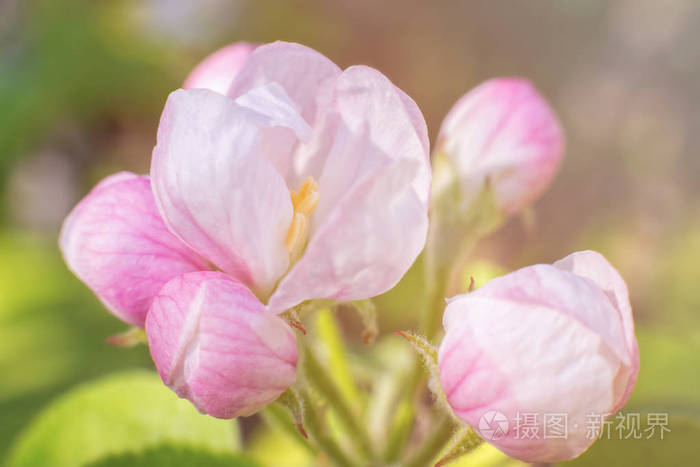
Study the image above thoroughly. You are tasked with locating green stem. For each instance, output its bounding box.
[383,396,416,462]
[303,344,375,461]
[422,227,479,340]
[299,390,357,467]
[383,255,442,462]
[261,404,316,454]
[388,230,477,462]
[434,426,484,467]
[403,416,455,467]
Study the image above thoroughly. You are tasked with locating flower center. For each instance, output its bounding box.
[285,176,320,260]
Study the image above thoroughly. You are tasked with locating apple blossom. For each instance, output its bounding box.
[60,41,429,418]
[435,78,563,215]
[438,250,639,462]
[146,271,298,419]
[183,41,257,95]
[152,40,431,312]
[61,41,429,321]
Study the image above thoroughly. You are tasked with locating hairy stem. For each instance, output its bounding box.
[303,344,375,461]
[262,404,316,453]
[388,222,480,461]
[403,416,455,467]
[299,389,357,467]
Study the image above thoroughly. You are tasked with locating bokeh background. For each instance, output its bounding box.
[2,0,699,465]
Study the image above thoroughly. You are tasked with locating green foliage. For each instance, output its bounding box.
[248,417,315,467]
[651,221,700,329]
[628,329,700,413]
[0,232,152,456]
[86,444,256,467]
[0,0,177,189]
[6,371,240,467]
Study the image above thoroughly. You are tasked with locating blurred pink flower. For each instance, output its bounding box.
[183,42,258,95]
[438,250,639,462]
[146,271,298,419]
[436,78,563,215]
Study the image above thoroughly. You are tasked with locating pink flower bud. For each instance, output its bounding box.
[436,78,564,215]
[183,42,258,95]
[439,250,638,462]
[59,172,209,327]
[146,271,298,419]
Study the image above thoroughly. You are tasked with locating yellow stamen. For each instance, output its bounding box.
[295,188,320,214]
[285,177,320,259]
[285,212,307,253]
[291,177,320,214]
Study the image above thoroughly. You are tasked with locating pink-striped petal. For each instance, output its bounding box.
[59,172,208,326]
[146,271,298,419]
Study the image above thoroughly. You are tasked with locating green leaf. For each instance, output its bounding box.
[6,371,240,467]
[85,444,256,467]
[562,415,700,466]
[0,232,153,457]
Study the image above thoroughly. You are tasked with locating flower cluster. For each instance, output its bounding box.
[60,41,638,463]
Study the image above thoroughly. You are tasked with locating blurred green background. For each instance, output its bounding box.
[2,0,699,465]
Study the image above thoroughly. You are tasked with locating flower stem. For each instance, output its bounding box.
[299,389,357,467]
[434,426,484,467]
[302,343,375,461]
[403,416,455,467]
[383,398,415,462]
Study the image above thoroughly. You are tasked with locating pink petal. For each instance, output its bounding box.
[439,260,637,462]
[437,78,564,214]
[227,42,429,189]
[396,86,430,159]
[151,88,309,297]
[183,42,257,95]
[234,82,314,182]
[146,271,298,419]
[226,41,343,185]
[267,66,430,312]
[313,66,431,214]
[227,41,341,125]
[449,264,631,366]
[553,250,639,412]
[59,172,209,326]
[440,296,619,461]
